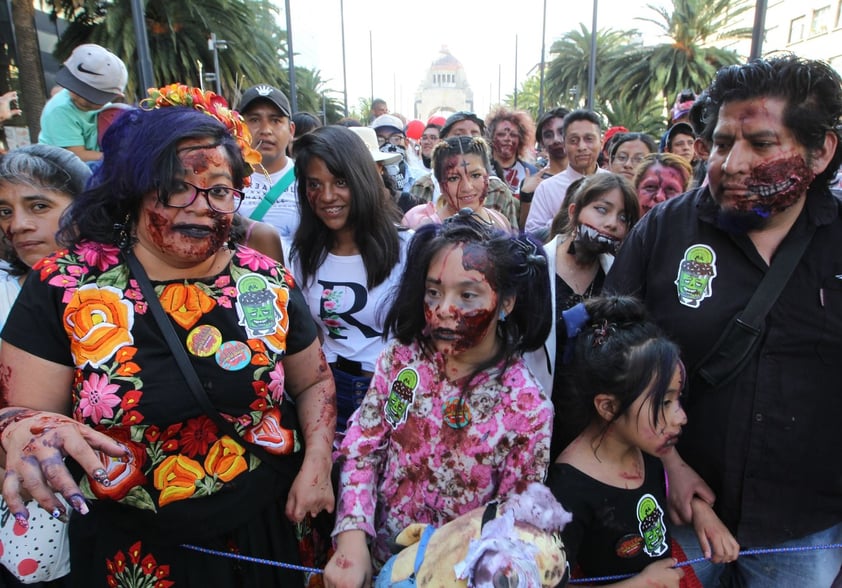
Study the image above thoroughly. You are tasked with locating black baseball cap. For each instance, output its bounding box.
[238,84,291,117]
[440,111,485,138]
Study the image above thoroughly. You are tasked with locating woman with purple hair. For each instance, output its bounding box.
[0,103,335,586]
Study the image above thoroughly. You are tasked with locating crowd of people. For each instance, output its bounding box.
[0,43,837,588]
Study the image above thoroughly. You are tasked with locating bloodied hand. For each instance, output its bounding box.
[0,408,128,525]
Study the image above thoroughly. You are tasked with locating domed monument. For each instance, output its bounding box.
[414,46,474,120]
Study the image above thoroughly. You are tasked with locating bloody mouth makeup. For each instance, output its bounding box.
[742,154,815,215]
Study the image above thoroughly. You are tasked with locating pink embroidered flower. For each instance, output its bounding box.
[79,373,122,423]
[268,363,285,402]
[218,297,232,309]
[214,275,231,288]
[125,289,143,301]
[75,242,121,272]
[66,265,89,277]
[49,274,78,289]
[324,300,336,311]
[222,287,237,297]
[235,248,276,271]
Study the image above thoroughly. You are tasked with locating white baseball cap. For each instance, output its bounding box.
[56,44,128,105]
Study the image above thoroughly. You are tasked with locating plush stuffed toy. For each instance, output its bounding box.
[375,483,571,588]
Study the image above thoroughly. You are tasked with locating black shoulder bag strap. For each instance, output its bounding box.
[125,252,287,475]
[692,222,816,390]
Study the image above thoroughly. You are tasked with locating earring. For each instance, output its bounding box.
[498,310,507,321]
[113,213,132,249]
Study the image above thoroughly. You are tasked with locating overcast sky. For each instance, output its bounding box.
[280,0,673,119]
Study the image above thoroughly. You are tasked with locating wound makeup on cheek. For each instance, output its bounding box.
[744,154,814,214]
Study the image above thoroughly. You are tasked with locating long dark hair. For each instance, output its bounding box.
[384,212,551,385]
[291,125,402,289]
[58,107,248,248]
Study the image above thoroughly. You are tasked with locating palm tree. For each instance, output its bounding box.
[616,0,752,110]
[600,98,666,137]
[544,25,640,111]
[9,0,47,141]
[291,67,344,123]
[504,75,541,121]
[48,0,289,103]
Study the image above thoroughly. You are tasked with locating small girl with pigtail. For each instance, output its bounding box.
[324,211,553,588]
[548,295,739,587]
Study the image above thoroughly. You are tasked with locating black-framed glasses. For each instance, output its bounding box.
[159,181,244,214]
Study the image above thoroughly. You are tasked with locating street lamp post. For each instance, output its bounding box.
[285,0,298,113]
[208,33,228,97]
[130,0,155,92]
[538,0,548,116]
[587,0,598,110]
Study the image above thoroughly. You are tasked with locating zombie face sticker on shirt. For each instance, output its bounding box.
[675,244,717,308]
[385,368,418,428]
[236,274,282,337]
[637,493,668,557]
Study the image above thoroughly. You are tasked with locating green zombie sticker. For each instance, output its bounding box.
[385,368,418,428]
[675,244,717,308]
[236,274,282,337]
[637,493,668,557]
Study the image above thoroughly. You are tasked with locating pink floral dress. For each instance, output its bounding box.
[334,338,552,566]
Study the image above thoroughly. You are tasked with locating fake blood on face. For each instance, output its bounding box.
[424,243,499,358]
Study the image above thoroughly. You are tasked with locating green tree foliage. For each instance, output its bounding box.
[44,0,341,116]
[544,25,639,111]
[49,0,287,102]
[616,0,752,109]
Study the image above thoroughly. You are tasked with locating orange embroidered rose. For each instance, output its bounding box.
[159,283,216,330]
[90,429,147,501]
[204,436,248,482]
[63,284,134,368]
[153,455,205,507]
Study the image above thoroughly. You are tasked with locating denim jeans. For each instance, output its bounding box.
[672,522,842,587]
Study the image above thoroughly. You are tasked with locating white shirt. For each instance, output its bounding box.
[524,166,610,234]
[239,159,299,242]
[294,231,412,371]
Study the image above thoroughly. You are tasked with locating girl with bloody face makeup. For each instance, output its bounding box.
[401,136,511,230]
[324,213,552,588]
[526,172,640,459]
[0,103,335,586]
[547,296,738,586]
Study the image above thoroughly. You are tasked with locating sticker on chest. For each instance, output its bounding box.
[674,244,717,308]
[385,368,418,428]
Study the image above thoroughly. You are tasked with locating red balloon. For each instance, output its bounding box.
[405,119,425,141]
[427,116,447,128]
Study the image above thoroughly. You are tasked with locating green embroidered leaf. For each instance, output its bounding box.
[249,453,261,471]
[121,486,157,513]
[96,265,129,290]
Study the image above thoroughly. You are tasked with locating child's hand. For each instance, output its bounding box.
[691,498,740,563]
[324,530,372,588]
[634,558,684,588]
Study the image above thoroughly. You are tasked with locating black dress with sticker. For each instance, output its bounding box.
[546,453,672,580]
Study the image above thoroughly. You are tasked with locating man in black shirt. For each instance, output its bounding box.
[605,55,842,586]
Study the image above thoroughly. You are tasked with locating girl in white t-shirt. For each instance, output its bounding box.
[290,125,410,431]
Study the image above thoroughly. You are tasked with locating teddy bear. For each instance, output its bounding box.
[375,483,571,588]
